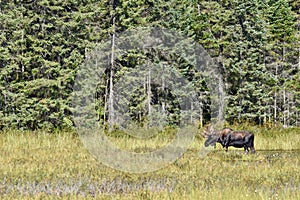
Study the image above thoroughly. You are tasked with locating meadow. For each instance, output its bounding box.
[0,125,299,199]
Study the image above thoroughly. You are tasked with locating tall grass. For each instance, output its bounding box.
[0,127,299,199]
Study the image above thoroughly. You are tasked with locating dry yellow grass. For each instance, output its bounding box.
[0,126,299,199]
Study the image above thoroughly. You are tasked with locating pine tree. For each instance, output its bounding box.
[223,0,272,124]
[0,0,111,130]
[265,0,298,126]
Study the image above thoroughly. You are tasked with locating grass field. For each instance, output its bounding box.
[0,125,299,199]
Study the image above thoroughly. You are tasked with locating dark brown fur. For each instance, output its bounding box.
[203,126,255,153]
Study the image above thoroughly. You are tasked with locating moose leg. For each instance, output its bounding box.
[249,135,255,153]
[250,146,255,153]
[225,146,228,151]
[224,135,230,152]
[244,146,249,154]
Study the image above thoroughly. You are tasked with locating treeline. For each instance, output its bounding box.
[0,0,299,131]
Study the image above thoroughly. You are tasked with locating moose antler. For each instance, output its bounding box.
[201,125,215,138]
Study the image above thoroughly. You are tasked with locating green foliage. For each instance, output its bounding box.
[0,0,299,130]
[0,1,110,130]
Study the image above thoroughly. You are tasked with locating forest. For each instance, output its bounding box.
[0,0,299,131]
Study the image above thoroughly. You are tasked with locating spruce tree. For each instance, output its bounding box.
[223,0,271,124]
[265,0,298,126]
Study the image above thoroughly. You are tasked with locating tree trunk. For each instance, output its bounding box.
[147,66,151,120]
[274,64,278,124]
[283,87,286,127]
[108,0,117,128]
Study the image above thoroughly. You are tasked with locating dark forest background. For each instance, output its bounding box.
[0,0,299,131]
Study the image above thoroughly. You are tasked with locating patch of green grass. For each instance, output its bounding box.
[0,127,299,199]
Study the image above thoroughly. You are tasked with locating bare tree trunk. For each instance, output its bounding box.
[108,31,115,127]
[298,26,300,71]
[161,64,166,115]
[21,29,24,73]
[199,103,203,128]
[297,109,299,127]
[263,107,266,125]
[268,104,271,123]
[147,67,151,119]
[274,64,278,125]
[108,0,117,128]
[283,87,286,127]
[104,78,109,125]
[287,93,290,126]
[190,101,193,124]
[218,71,224,122]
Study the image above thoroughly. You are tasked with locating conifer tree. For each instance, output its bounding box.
[222,0,271,123]
[265,0,298,126]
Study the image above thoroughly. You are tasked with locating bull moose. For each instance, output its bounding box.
[202,125,255,153]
